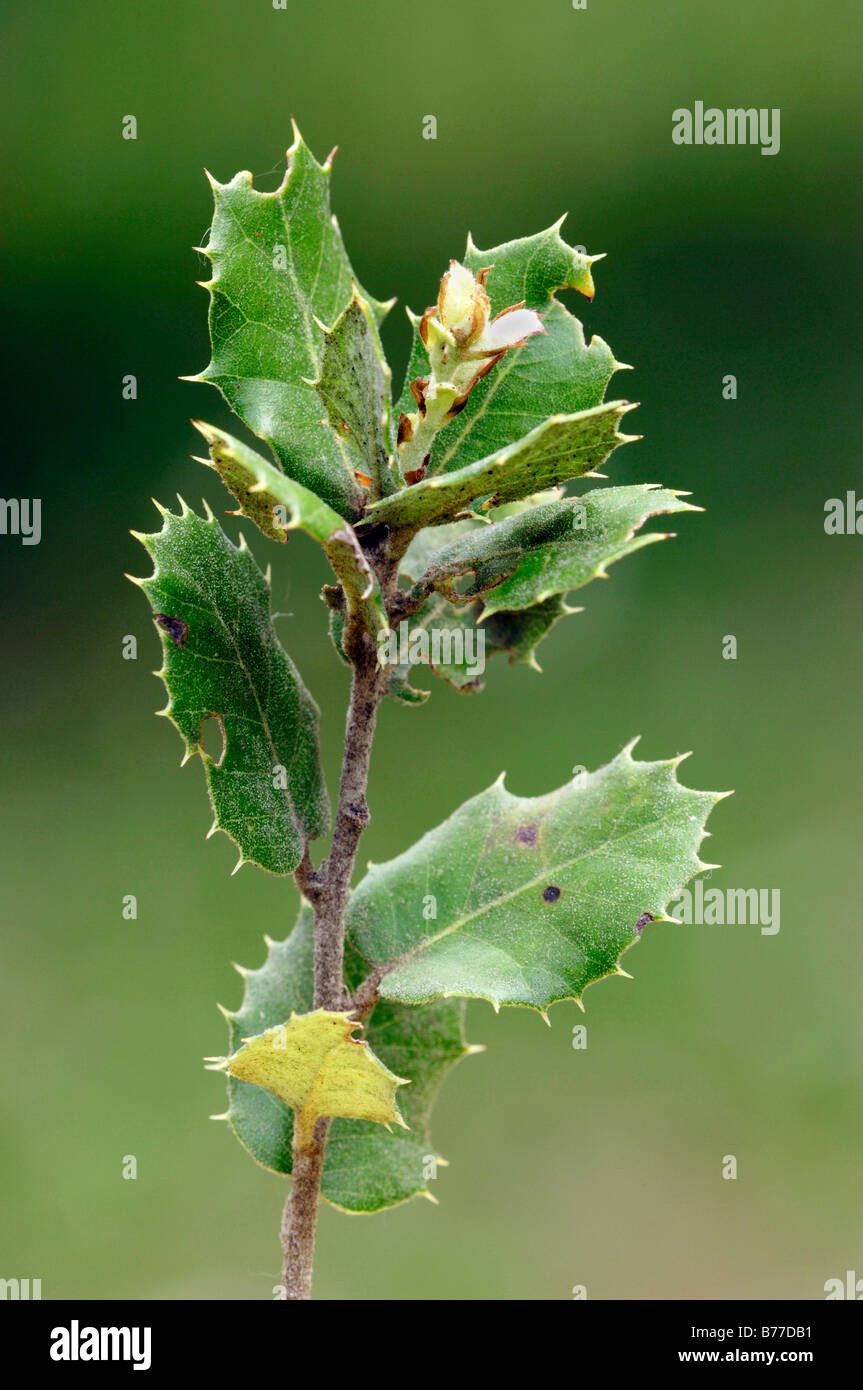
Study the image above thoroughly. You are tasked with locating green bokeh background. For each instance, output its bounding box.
[2,0,860,1299]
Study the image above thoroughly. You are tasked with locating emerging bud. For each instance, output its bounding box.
[401,261,547,480]
[436,261,491,347]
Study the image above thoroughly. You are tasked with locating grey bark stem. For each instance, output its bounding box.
[280,1118,330,1301]
[280,618,387,1300]
[313,643,384,1010]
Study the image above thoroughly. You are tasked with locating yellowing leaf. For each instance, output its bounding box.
[214,1009,409,1150]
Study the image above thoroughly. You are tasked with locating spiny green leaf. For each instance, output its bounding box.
[346,744,727,1014]
[191,128,391,519]
[386,593,573,693]
[311,289,401,500]
[326,593,428,702]
[467,219,599,306]
[385,509,572,694]
[130,503,329,875]
[415,485,699,619]
[384,525,490,696]
[192,421,386,638]
[214,1008,408,1150]
[360,401,636,533]
[480,594,573,669]
[395,220,623,478]
[433,487,579,674]
[380,599,487,695]
[220,906,479,1212]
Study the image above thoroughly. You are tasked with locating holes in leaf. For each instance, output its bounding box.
[200,714,227,768]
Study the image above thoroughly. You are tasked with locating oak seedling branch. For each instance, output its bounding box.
[129,124,727,1300]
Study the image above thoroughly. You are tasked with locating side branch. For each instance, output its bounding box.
[350,964,389,1023]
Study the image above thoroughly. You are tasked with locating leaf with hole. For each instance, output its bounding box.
[130,504,329,874]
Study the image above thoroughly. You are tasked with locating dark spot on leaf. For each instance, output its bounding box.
[154,613,189,646]
[634,912,653,935]
[542,885,562,904]
[515,825,538,846]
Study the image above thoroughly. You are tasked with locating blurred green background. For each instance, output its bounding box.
[2,0,861,1300]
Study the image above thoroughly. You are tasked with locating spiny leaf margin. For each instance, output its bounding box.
[192,420,386,638]
[212,1007,409,1150]
[360,401,638,534]
[394,219,626,480]
[218,905,480,1212]
[347,743,729,1015]
[189,124,392,519]
[129,500,329,875]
